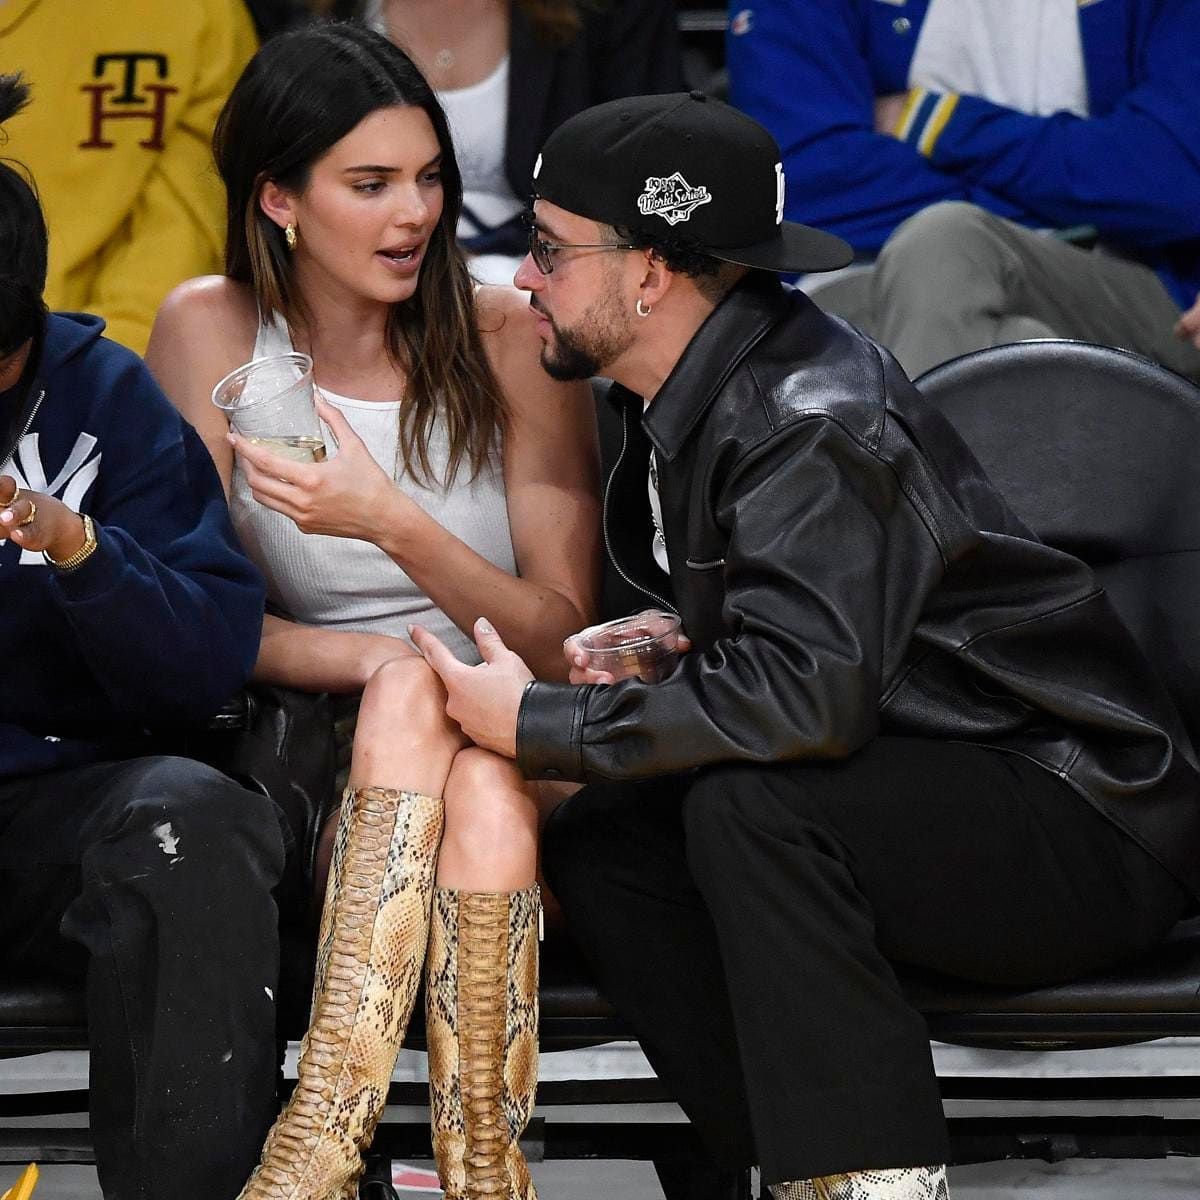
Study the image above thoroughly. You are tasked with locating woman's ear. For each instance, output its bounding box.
[258,178,296,231]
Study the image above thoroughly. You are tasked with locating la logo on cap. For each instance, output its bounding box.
[637,172,712,226]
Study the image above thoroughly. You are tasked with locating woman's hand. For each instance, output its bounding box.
[0,475,88,560]
[230,398,421,543]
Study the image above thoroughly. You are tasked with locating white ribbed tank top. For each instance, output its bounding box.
[228,314,516,664]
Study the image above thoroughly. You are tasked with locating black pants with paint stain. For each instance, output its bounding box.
[0,756,286,1200]
[542,737,1190,1187]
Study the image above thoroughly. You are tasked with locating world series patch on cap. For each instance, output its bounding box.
[531,91,853,275]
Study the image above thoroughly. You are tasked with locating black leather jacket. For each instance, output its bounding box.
[518,276,1200,896]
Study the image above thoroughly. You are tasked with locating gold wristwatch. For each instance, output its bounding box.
[45,513,97,572]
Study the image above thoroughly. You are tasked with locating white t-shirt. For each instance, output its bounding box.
[909,0,1090,118]
[648,449,669,574]
[439,55,524,238]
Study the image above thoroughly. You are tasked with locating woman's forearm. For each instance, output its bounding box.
[377,511,591,682]
[254,613,416,692]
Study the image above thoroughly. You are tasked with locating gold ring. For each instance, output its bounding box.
[17,499,36,527]
[7,486,20,507]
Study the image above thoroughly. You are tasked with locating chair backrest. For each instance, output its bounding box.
[915,339,1200,747]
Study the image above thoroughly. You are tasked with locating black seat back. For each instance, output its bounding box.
[915,340,1200,747]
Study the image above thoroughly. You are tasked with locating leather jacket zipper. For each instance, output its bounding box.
[1,387,45,471]
[602,402,675,613]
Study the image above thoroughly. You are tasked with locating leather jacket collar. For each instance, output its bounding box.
[643,274,787,464]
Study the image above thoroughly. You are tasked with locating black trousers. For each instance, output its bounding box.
[0,756,287,1200]
[541,737,1189,1186]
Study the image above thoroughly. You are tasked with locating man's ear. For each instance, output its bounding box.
[636,250,674,310]
[258,178,296,231]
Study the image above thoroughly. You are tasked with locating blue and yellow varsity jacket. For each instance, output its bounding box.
[728,0,1200,309]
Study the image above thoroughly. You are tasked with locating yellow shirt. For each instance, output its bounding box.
[0,0,257,352]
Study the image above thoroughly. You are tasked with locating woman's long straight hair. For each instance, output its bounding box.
[213,23,507,488]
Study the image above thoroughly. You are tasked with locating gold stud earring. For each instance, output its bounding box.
[285,222,297,251]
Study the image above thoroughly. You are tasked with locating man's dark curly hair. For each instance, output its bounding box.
[612,224,747,304]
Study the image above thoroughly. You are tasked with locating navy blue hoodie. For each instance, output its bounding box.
[0,313,266,780]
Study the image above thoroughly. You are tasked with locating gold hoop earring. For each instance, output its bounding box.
[285,222,298,251]
[636,299,652,318]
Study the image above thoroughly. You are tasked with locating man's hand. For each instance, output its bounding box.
[0,474,88,560]
[562,628,618,685]
[563,613,693,685]
[874,91,910,136]
[1176,293,1200,350]
[410,619,533,758]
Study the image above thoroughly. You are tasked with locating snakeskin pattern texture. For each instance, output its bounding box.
[427,885,541,1199]
[239,787,444,1200]
[771,1166,949,1200]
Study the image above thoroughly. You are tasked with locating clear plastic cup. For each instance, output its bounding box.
[211,352,326,463]
[577,610,682,683]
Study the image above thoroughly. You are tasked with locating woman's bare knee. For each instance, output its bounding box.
[349,656,465,794]
[437,747,539,890]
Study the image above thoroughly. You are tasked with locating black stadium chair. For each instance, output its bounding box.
[903,340,1200,1161]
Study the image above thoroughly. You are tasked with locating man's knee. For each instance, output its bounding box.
[888,200,999,250]
[94,755,284,876]
[879,201,1015,284]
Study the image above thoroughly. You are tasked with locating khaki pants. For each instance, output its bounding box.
[810,201,1200,381]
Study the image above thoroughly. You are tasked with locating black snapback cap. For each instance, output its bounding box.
[531,91,853,275]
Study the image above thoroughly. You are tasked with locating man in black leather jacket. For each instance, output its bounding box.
[412,94,1200,1200]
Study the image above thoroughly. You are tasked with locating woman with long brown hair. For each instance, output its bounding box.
[146,23,600,1199]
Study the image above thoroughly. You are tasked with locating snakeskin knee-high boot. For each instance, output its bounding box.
[239,786,444,1200]
[426,885,541,1200]
[771,1165,950,1200]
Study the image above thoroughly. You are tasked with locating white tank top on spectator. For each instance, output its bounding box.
[909,0,1090,118]
[228,313,516,664]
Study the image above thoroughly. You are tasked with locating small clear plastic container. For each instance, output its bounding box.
[577,610,682,683]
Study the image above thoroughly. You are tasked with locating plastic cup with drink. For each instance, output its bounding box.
[211,352,327,463]
[575,610,682,683]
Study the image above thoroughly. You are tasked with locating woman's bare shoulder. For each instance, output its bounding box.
[474,283,544,373]
[475,283,535,338]
[147,275,259,398]
[145,276,259,433]
[153,275,258,347]
[473,285,594,429]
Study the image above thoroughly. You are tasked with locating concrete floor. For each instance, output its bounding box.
[5,1041,1200,1198]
